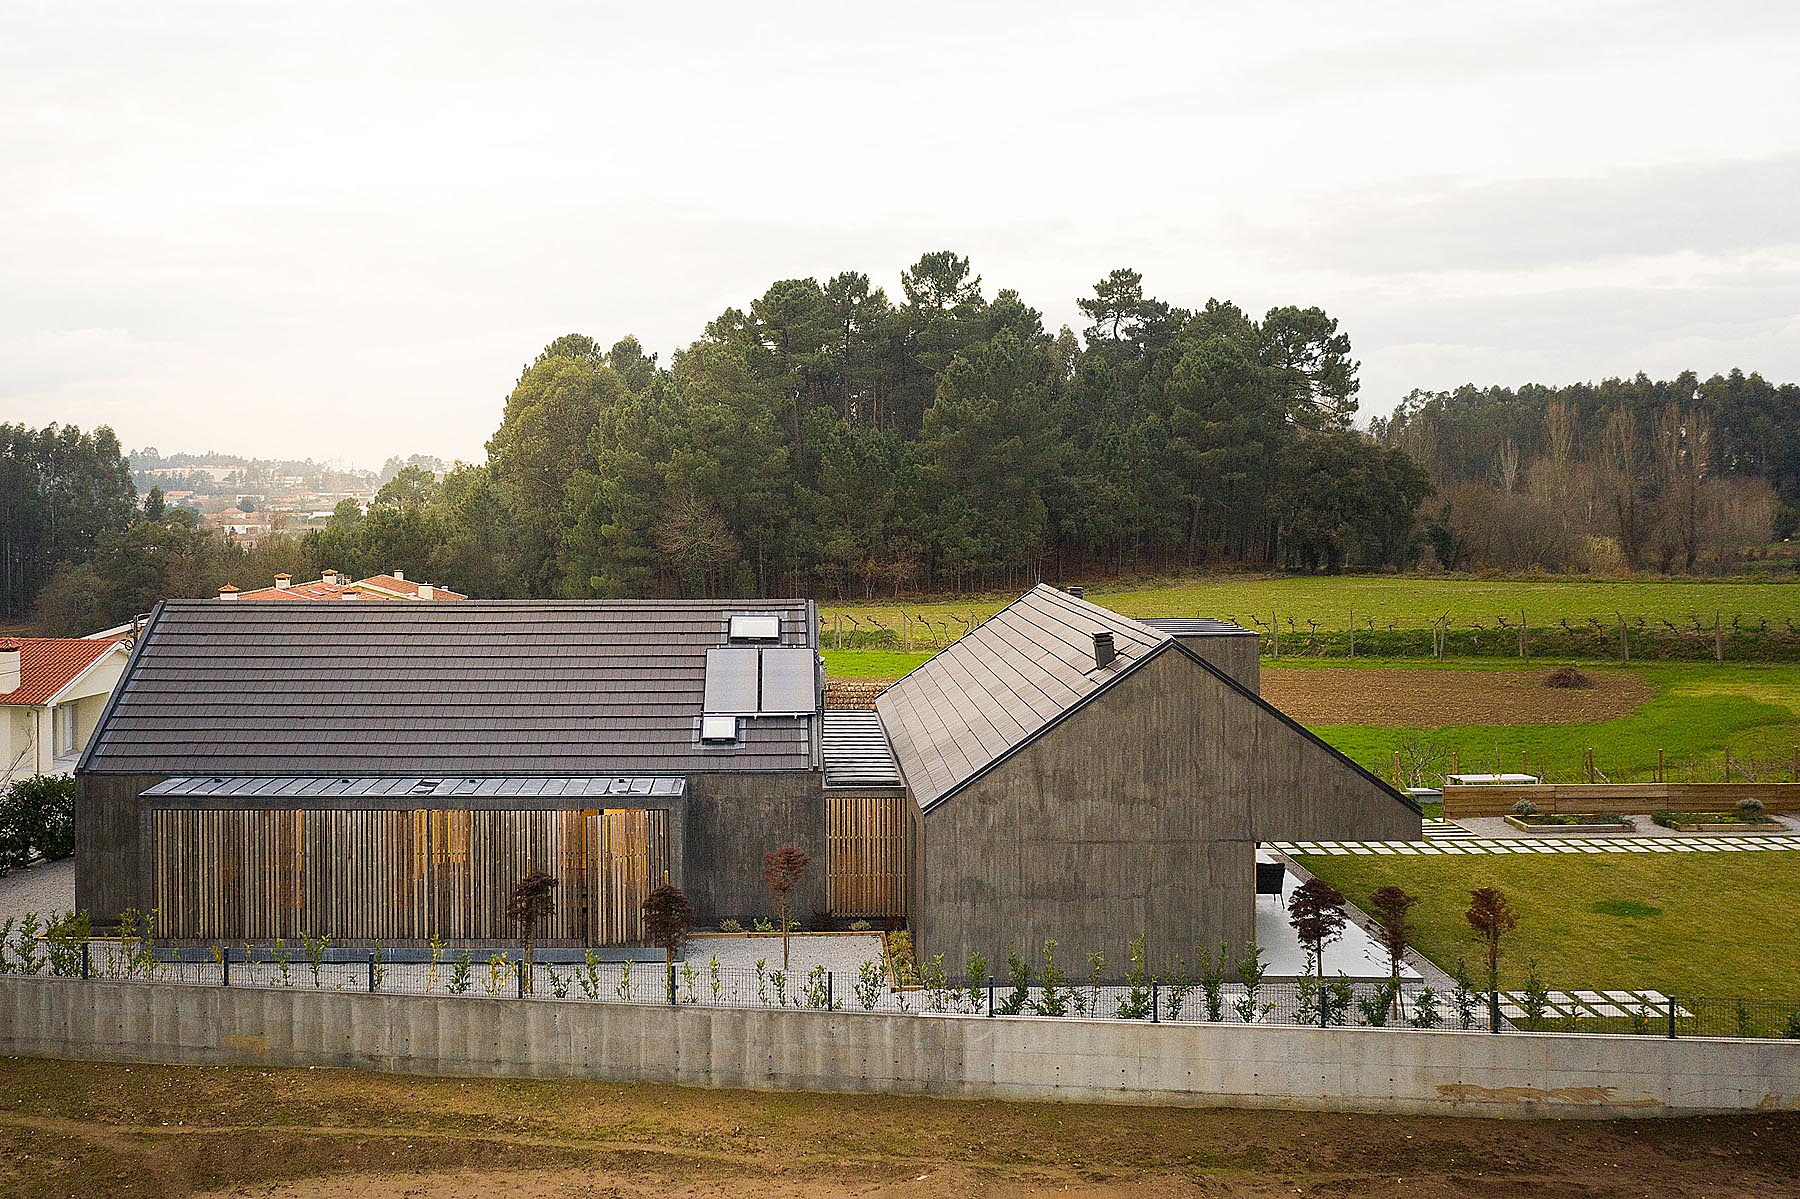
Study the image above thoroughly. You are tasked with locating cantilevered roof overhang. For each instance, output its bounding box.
[142,776,687,801]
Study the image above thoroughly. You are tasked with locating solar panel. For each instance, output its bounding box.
[702,647,759,712]
[758,647,815,714]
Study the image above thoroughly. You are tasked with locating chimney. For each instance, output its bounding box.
[0,639,21,694]
[417,583,434,600]
[321,569,339,585]
[273,573,291,590]
[392,569,405,582]
[217,584,240,601]
[1067,585,1085,600]
[1092,630,1116,669]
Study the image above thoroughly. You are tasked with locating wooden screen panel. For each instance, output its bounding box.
[154,807,617,943]
[152,809,302,940]
[827,794,908,918]
[590,808,669,945]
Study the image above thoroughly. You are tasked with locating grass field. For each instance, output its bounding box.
[1291,851,1800,999]
[1312,661,1800,783]
[820,573,1800,630]
[4,1058,1797,1198]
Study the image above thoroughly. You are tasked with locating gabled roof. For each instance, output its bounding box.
[1,638,126,706]
[81,599,819,776]
[875,585,1168,808]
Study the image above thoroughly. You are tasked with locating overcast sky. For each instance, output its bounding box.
[4,1,1797,467]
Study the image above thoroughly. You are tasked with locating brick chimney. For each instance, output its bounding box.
[217,584,240,601]
[273,573,291,590]
[0,638,21,694]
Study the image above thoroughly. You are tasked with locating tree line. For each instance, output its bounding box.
[1375,371,1795,574]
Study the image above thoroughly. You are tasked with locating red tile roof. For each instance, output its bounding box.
[355,574,467,600]
[1,638,120,706]
[230,575,465,601]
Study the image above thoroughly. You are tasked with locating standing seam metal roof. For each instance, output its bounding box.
[81,599,820,776]
[875,585,1170,808]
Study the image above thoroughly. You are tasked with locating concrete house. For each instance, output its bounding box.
[75,587,1417,960]
[2,637,133,786]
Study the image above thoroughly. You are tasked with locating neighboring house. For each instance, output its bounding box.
[1,637,133,785]
[220,569,467,602]
[74,587,1417,959]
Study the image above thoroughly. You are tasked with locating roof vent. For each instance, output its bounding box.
[700,715,740,744]
[1067,586,1084,599]
[1092,630,1116,669]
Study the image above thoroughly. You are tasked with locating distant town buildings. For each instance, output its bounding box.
[217,570,466,602]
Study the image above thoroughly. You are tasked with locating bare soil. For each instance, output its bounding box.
[4,1058,1798,1199]
[1262,666,1653,727]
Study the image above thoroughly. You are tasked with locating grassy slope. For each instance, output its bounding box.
[1312,661,1800,782]
[1292,850,1800,998]
[821,574,1800,628]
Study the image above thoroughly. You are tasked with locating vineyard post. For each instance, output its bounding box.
[1392,750,1402,786]
[1657,748,1665,784]
[1272,611,1279,659]
[1723,746,1731,783]
[1519,611,1528,662]
[1617,613,1629,663]
[1791,745,1797,782]
[1714,614,1723,663]
[1348,608,1354,659]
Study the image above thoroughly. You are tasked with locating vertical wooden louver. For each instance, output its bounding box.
[152,807,666,944]
[826,793,909,918]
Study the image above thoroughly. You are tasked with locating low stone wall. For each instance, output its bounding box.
[3,976,1797,1119]
[823,680,887,710]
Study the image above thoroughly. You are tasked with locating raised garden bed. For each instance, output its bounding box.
[1503,813,1634,835]
[1650,811,1786,833]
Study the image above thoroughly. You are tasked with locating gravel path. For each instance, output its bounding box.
[0,859,75,925]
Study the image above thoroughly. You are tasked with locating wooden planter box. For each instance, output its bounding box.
[1503,815,1634,835]
[1653,817,1785,833]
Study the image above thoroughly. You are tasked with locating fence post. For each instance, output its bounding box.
[1667,996,1677,1039]
[1151,980,1159,1023]
[222,947,230,988]
[987,981,994,1017]
[368,951,377,993]
[667,962,677,1005]
[1489,989,1501,1034]
[517,959,526,999]
[80,940,90,980]
[827,971,834,1011]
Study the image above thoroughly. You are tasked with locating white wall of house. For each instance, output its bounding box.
[1,651,127,784]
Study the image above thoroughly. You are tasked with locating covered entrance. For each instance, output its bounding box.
[142,776,684,945]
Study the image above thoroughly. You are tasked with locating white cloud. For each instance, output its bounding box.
[1,0,1797,461]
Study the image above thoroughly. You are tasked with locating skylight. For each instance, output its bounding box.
[700,715,740,744]
[727,614,781,642]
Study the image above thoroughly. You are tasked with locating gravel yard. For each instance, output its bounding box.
[0,858,74,925]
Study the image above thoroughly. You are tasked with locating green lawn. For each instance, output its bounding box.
[1291,850,1800,999]
[820,648,933,679]
[821,574,1800,630]
[1314,661,1800,783]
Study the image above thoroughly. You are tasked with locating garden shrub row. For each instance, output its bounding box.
[0,775,75,874]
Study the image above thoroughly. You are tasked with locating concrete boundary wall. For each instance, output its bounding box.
[2,976,1797,1119]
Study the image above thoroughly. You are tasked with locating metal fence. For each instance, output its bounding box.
[26,944,1800,1040]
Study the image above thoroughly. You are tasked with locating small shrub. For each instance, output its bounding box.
[963,951,988,1013]
[885,930,920,987]
[1543,666,1592,689]
[548,964,569,998]
[1410,987,1442,1029]
[803,964,832,1009]
[855,958,885,1010]
[922,952,950,1012]
[1323,975,1354,1027]
[1197,943,1228,1021]
[997,943,1031,1015]
[719,918,744,933]
[1519,960,1551,1030]
[1450,958,1479,1030]
[1356,978,1398,1027]
[577,950,599,999]
[1115,936,1153,1020]
[1163,955,1193,1020]
[1738,797,1766,819]
[847,919,872,932]
[770,967,789,1007]
[1511,798,1540,817]
[1032,939,1067,1017]
[615,958,634,1002]
[1651,810,1678,828]
[301,931,330,987]
[1233,940,1267,1023]
[751,917,775,933]
[45,911,88,977]
[1784,1008,1800,1041]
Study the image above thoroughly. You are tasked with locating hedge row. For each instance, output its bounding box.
[0,775,75,874]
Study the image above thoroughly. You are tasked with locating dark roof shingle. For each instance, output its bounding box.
[82,599,819,776]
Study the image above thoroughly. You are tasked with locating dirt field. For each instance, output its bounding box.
[3,1059,1798,1199]
[1262,666,1653,727]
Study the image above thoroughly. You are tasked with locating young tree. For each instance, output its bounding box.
[505,871,558,994]
[1286,878,1347,995]
[1465,886,1518,1029]
[761,846,813,968]
[641,882,694,975]
[1368,884,1418,1021]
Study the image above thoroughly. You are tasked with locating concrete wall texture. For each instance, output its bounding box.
[4,976,1797,1119]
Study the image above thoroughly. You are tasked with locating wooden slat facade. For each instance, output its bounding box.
[826,793,909,918]
[152,807,668,944]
